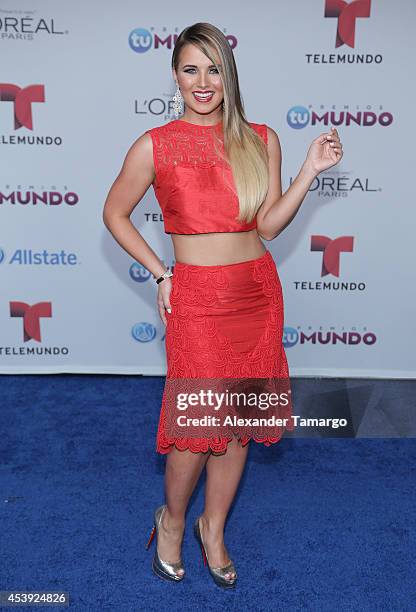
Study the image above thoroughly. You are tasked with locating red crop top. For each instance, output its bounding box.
[146,119,268,235]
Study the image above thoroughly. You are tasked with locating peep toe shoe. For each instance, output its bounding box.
[145,505,185,582]
[193,516,237,588]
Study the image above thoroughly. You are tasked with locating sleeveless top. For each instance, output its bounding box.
[145,119,268,235]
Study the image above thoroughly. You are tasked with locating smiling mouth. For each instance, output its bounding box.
[192,91,214,102]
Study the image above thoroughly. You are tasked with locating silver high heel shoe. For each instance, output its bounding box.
[193,515,237,588]
[145,505,185,582]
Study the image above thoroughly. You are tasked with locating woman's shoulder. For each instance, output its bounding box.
[248,121,281,147]
[247,120,269,144]
[248,120,268,129]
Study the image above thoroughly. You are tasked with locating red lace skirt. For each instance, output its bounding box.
[157,249,294,454]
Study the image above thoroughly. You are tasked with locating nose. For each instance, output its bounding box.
[198,71,209,88]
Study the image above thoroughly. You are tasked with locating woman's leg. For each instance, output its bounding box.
[156,446,210,570]
[200,437,249,579]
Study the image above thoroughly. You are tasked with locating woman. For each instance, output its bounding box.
[103,22,343,588]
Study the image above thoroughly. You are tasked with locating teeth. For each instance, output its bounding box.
[194,92,213,97]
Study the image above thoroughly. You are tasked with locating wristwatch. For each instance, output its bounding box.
[155,270,173,284]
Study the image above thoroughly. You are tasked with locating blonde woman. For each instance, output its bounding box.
[103,22,343,588]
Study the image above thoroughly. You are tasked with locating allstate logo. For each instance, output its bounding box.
[283,326,299,348]
[129,262,151,283]
[0,248,4,264]
[287,106,310,129]
[132,322,157,342]
[128,28,152,53]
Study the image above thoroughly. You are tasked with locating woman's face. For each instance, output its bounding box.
[173,43,224,119]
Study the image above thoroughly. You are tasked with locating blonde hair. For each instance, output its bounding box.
[171,22,269,224]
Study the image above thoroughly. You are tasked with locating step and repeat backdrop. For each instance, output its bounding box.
[1,0,414,377]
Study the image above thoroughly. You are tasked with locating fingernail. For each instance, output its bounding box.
[167,308,171,313]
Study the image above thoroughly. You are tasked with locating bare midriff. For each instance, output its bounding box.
[171,228,267,266]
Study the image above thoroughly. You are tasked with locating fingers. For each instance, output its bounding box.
[323,128,343,153]
[157,296,172,327]
[321,128,339,143]
[158,302,167,326]
[328,139,342,152]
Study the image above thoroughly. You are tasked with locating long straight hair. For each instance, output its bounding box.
[171,22,269,224]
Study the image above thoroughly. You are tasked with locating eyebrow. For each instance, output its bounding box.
[182,64,220,68]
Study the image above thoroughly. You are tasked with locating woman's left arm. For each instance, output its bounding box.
[256,126,343,241]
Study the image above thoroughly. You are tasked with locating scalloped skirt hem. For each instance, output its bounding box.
[156,431,290,455]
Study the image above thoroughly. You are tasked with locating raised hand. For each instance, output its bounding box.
[304,127,343,175]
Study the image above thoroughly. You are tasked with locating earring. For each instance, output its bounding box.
[172,83,184,118]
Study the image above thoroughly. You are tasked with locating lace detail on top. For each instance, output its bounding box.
[146,119,268,235]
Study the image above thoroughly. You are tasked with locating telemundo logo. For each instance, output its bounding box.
[131,322,157,343]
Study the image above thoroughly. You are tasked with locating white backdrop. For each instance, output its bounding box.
[1,0,415,378]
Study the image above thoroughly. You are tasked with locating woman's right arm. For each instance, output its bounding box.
[102,131,168,281]
[103,132,173,325]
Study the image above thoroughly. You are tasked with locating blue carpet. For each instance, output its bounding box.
[1,375,415,611]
